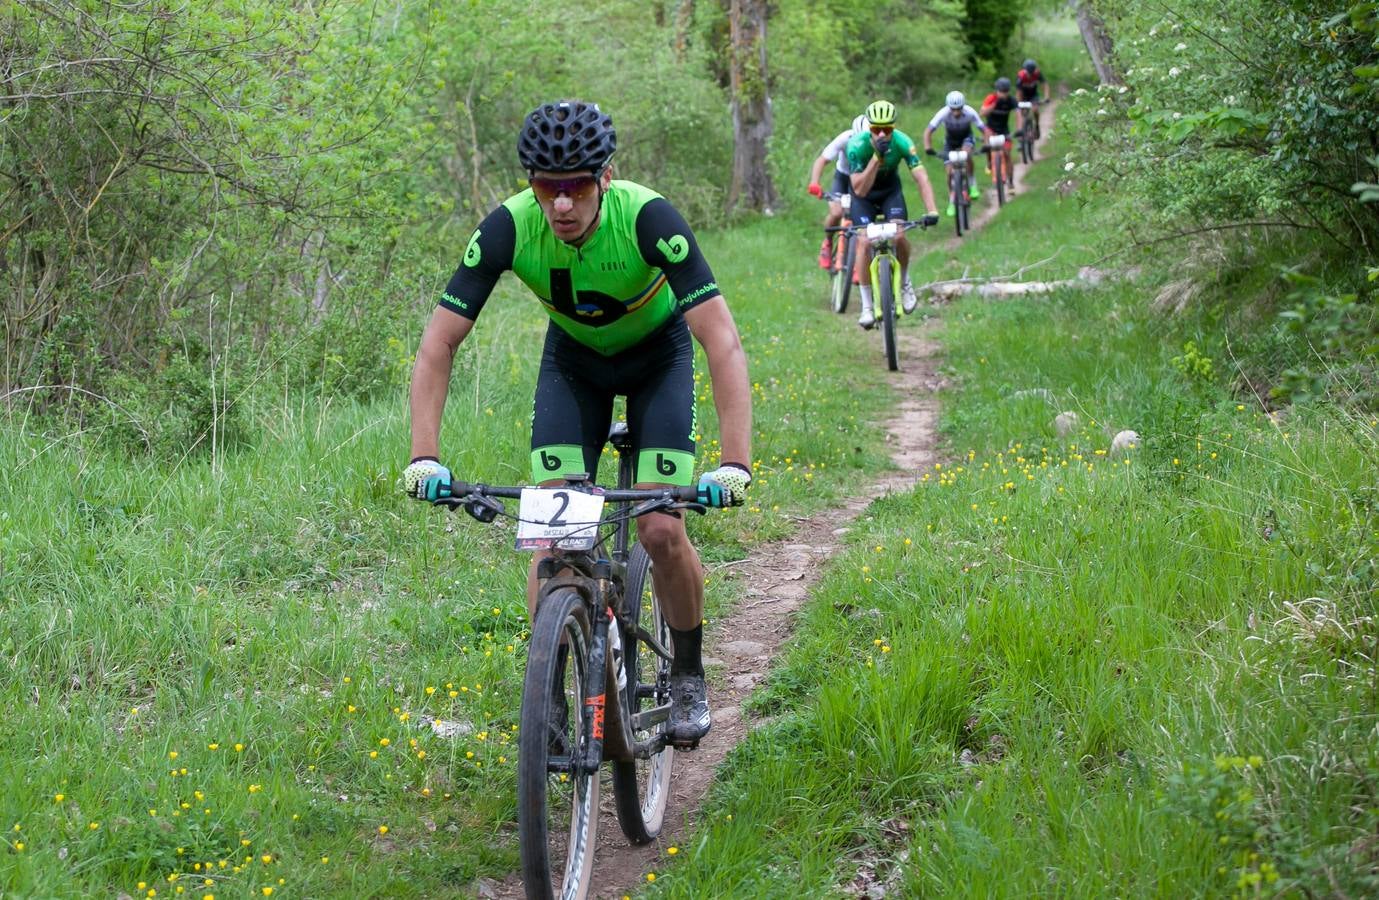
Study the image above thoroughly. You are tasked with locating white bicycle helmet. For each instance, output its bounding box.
[852,114,868,133]
[946,91,965,109]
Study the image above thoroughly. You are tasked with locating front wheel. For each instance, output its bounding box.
[611,544,675,843]
[955,170,970,236]
[878,255,899,372]
[994,153,1007,206]
[518,589,597,900]
[950,169,964,238]
[830,231,854,314]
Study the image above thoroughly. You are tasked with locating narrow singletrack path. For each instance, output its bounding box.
[477,99,1057,900]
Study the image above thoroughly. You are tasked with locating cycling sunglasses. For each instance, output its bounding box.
[869,125,894,135]
[529,173,601,203]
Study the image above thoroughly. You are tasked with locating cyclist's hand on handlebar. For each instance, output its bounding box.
[402,457,454,501]
[924,147,938,157]
[696,463,752,508]
[921,213,940,227]
[807,182,823,198]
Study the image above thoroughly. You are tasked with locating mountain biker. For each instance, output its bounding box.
[980,77,1021,184]
[923,91,992,217]
[402,100,753,748]
[843,99,940,326]
[807,114,868,269]
[1016,59,1050,105]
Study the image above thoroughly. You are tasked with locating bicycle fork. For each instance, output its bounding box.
[867,247,901,313]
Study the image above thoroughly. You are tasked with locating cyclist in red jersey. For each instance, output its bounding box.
[980,77,1022,184]
[1016,59,1050,104]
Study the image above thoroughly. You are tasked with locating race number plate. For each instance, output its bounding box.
[514,488,606,551]
[865,222,898,241]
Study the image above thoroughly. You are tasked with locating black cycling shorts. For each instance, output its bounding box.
[850,177,907,225]
[828,169,851,198]
[530,317,696,486]
[944,134,978,154]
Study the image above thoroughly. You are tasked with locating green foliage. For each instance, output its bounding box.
[964,0,1028,66]
[1064,0,1379,248]
[1171,340,1216,384]
[1272,269,1379,404]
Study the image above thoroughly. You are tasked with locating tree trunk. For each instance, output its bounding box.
[1075,1,1122,86]
[725,0,777,216]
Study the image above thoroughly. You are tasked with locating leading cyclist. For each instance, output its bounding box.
[403,100,753,747]
[843,100,940,327]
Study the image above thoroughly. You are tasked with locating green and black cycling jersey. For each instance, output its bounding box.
[440,180,720,356]
[844,129,922,196]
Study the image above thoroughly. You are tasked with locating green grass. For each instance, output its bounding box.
[642,87,1379,900]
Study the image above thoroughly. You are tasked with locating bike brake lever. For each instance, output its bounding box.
[462,494,503,523]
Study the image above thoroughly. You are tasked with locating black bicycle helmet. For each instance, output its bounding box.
[995,76,1012,91]
[1023,59,1037,73]
[517,100,616,173]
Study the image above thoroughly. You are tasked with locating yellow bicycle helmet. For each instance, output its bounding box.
[865,100,896,127]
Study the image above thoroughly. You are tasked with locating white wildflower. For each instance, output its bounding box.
[1169,66,1181,76]
[1064,162,1076,172]
[1174,42,1188,51]
[1118,86,1128,94]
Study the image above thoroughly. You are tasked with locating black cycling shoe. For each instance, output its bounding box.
[666,673,711,748]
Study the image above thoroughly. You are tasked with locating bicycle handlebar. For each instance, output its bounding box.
[435,482,700,504]
[824,218,936,235]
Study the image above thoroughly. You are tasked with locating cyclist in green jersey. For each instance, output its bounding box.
[844,100,940,326]
[402,101,753,746]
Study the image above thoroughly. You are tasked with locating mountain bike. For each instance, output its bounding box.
[1018,101,1037,165]
[987,134,1009,207]
[428,423,712,900]
[946,150,972,237]
[826,217,936,371]
[825,191,858,314]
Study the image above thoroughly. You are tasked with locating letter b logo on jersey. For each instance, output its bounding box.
[540,450,562,471]
[655,453,677,477]
[656,235,689,264]
[464,229,483,267]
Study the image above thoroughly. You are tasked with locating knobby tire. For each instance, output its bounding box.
[611,543,675,843]
[518,589,596,900]
[878,255,899,372]
[831,231,855,314]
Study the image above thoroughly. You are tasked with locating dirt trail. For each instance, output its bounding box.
[476,100,1057,900]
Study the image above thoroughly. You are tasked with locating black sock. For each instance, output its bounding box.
[668,624,703,677]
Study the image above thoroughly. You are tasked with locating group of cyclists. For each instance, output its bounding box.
[807,60,1051,327]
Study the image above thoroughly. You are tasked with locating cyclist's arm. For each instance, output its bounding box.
[410,309,474,461]
[1041,74,1050,103]
[410,206,515,460]
[849,154,881,196]
[683,297,752,470]
[808,154,830,190]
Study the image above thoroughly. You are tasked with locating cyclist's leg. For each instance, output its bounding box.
[621,319,699,635]
[526,326,615,617]
[850,191,882,326]
[621,321,711,742]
